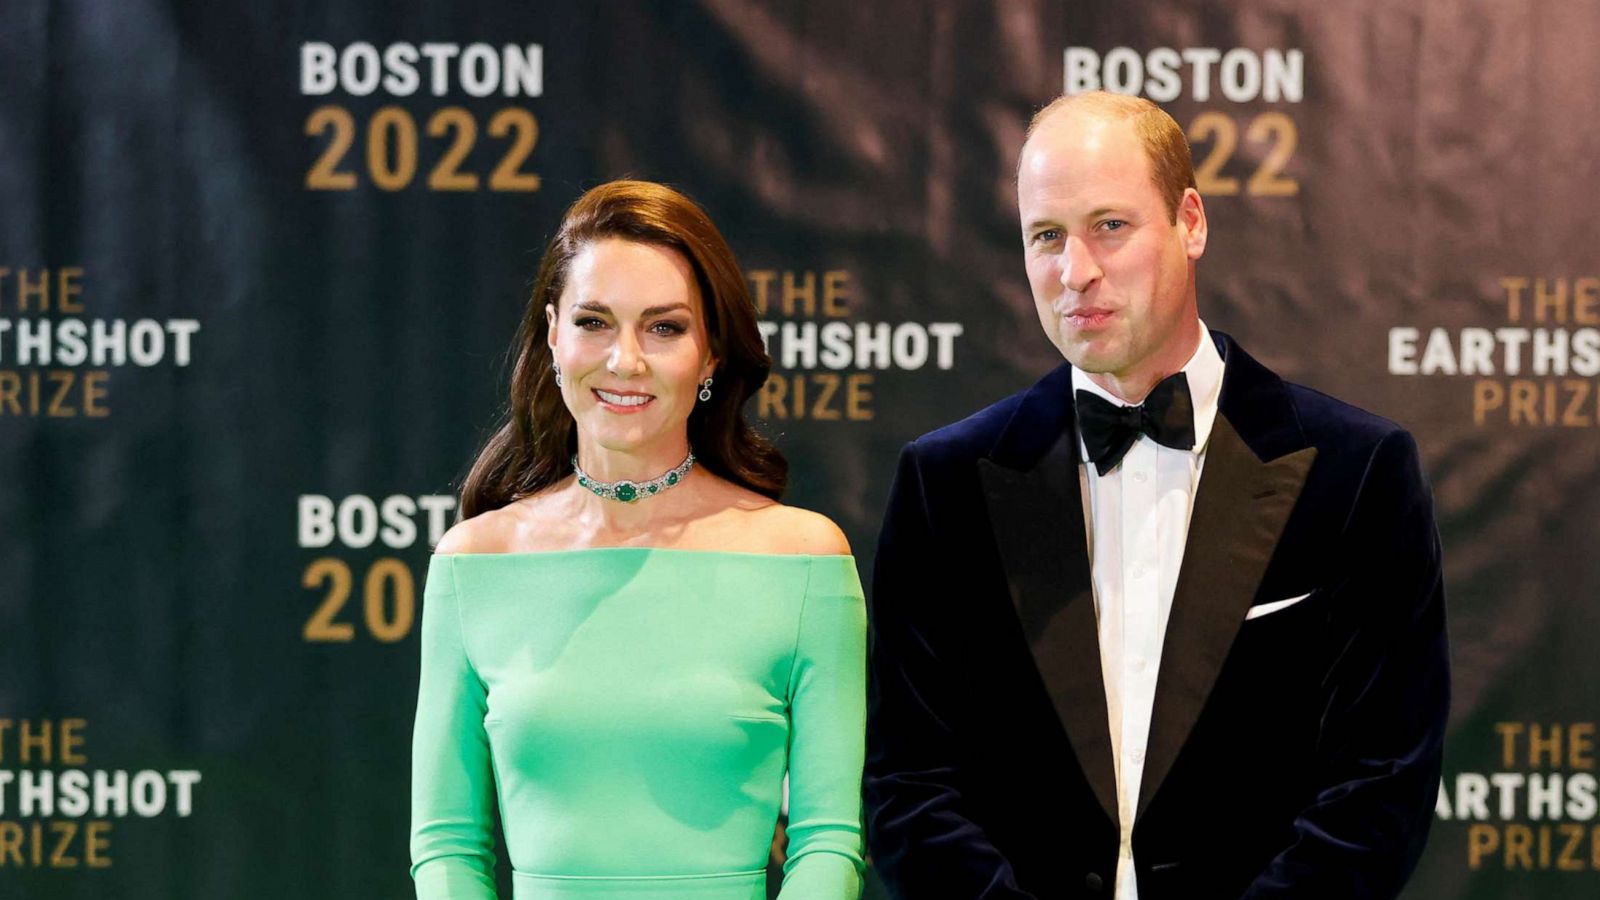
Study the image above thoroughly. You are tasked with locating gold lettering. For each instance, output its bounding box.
[1563,381,1592,427]
[85,821,111,868]
[822,270,851,317]
[1496,722,1525,768]
[0,372,20,415]
[1572,723,1596,769]
[748,270,776,314]
[0,821,21,865]
[1467,823,1498,870]
[84,371,109,417]
[20,719,51,764]
[58,267,84,314]
[846,373,873,420]
[46,371,75,417]
[1505,824,1533,869]
[17,268,49,312]
[757,373,873,421]
[1558,824,1584,871]
[1473,379,1504,426]
[48,821,77,868]
[61,718,87,766]
[810,373,841,421]
[0,371,111,417]
[1530,724,1563,767]
[1509,380,1538,425]
[1535,278,1568,324]
[757,375,787,419]
[781,271,816,317]
[1576,278,1600,325]
[1502,276,1529,322]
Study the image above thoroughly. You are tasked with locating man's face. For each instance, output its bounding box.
[1017,112,1207,398]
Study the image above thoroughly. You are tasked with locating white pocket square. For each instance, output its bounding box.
[1244,592,1313,620]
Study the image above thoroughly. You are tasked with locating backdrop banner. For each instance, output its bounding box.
[2,2,1596,897]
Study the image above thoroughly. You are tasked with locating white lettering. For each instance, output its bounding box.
[340,42,381,97]
[382,43,420,96]
[298,495,336,548]
[1388,327,1419,375]
[300,43,337,95]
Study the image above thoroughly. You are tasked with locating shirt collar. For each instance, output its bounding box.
[1071,320,1226,459]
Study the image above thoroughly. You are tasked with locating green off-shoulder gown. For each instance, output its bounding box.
[409,549,867,899]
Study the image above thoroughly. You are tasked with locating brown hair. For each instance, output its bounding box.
[1022,91,1196,222]
[459,180,784,519]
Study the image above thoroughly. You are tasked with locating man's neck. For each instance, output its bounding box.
[1084,319,1204,404]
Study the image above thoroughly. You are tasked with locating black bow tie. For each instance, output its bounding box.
[1075,372,1197,476]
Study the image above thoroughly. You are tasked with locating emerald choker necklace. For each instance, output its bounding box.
[571,452,696,503]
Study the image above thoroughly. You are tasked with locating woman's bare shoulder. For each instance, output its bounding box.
[432,507,513,555]
[735,502,852,556]
[432,491,571,555]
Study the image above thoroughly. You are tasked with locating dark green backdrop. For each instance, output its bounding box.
[3,1,1597,897]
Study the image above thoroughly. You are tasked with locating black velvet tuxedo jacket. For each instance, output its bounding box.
[865,332,1449,900]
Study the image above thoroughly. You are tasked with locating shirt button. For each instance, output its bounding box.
[1132,470,1148,483]
[1132,564,1148,580]
[1132,656,1147,672]
[1131,747,1146,764]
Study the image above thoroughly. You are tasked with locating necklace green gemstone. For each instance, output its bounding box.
[571,451,696,503]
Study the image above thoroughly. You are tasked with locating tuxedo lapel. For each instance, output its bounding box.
[1136,412,1317,819]
[977,369,1119,829]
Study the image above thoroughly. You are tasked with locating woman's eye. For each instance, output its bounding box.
[650,321,688,336]
[575,316,606,330]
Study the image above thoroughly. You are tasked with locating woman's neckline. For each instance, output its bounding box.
[438,547,854,560]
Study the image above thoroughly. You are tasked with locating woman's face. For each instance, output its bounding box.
[547,238,716,460]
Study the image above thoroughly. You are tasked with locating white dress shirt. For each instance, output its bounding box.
[1072,323,1225,900]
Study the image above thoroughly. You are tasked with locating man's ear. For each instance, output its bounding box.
[1179,188,1208,261]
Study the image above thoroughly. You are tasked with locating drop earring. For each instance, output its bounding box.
[553,362,563,387]
[698,377,713,402]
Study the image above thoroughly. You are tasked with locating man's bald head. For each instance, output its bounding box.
[1020,91,1196,222]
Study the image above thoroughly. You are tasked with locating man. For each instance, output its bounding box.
[864,91,1449,899]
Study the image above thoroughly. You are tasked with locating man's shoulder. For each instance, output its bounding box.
[1282,379,1410,455]
[1273,378,1431,499]
[1219,332,1410,460]
[906,384,1034,464]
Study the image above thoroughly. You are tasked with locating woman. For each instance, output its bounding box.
[409,180,866,900]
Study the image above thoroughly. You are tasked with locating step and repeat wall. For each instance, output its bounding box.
[2,1,1597,897]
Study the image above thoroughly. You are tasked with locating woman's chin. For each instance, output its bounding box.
[584,424,678,457]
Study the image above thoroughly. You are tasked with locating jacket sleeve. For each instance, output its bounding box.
[777,556,868,899]
[409,554,499,898]
[865,443,1039,899]
[1239,429,1450,899]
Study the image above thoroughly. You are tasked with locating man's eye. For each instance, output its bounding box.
[1099,220,1127,232]
[1033,229,1062,244]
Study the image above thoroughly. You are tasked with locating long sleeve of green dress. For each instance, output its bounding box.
[409,550,866,900]
[410,553,498,897]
